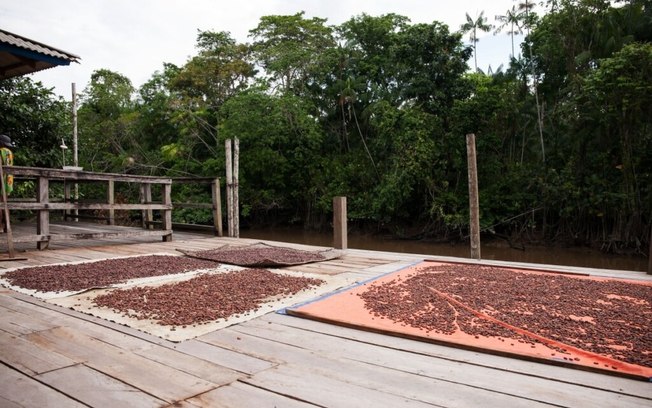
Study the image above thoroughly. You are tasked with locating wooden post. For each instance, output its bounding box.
[72,83,79,221]
[162,183,172,242]
[37,177,49,250]
[64,182,71,221]
[333,196,347,250]
[211,178,223,237]
[72,83,78,168]
[233,138,239,238]
[648,226,651,275]
[140,185,146,228]
[466,133,481,260]
[107,179,115,225]
[225,139,234,237]
[139,184,153,229]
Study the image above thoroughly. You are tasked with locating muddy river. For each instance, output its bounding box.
[241,227,648,272]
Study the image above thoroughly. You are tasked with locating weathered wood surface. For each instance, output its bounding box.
[0,234,651,407]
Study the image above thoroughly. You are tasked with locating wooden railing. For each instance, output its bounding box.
[144,177,223,237]
[2,166,222,249]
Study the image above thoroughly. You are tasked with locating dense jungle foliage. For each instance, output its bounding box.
[1,0,650,253]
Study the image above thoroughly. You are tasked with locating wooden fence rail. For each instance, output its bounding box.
[1,166,222,250]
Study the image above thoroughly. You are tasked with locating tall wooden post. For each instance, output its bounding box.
[145,184,153,229]
[225,139,234,237]
[647,227,652,275]
[333,196,347,250]
[162,183,172,242]
[233,138,240,238]
[466,134,481,260]
[107,180,115,225]
[211,178,223,237]
[64,182,71,220]
[36,177,49,250]
[71,83,79,221]
[140,184,153,229]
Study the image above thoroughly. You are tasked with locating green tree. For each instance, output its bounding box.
[78,69,136,172]
[576,42,652,243]
[250,12,335,95]
[171,31,254,108]
[162,31,256,174]
[0,77,70,168]
[394,22,472,115]
[219,89,325,224]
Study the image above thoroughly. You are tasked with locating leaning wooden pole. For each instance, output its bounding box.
[466,133,481,260]
[233,138,240,238]
[0,164,15,258]
[225,139,234,237]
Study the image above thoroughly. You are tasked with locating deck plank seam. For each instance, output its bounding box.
[253,315,652,400]
[1,361,93,407]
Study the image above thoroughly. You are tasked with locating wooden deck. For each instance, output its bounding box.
[1,228,651,407]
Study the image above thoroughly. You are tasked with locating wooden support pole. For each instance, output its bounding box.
[140,185,146,228]
[162,183,172,242]
[333,196,347,250]
[0,164,15,257]
[212,178,223,237]
[36,177,49,250]
[64,181,71,220]
[107,179,115,225]
[139,184,153,230]
[225,139,234,237]
[72,83,79,221]
[647,227,652,275]
[466,133,481,260]
[233,138,240,238]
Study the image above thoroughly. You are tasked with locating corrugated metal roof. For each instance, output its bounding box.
[0,28,80,79]
[0,29,80,61]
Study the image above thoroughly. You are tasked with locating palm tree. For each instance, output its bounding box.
[495,5,523,58]
[461,11,493,72]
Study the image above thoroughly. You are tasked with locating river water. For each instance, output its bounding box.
[240,227,648,272]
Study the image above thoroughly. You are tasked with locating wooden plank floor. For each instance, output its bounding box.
[1,229,651,407]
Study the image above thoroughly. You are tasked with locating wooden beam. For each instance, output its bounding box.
[5,202,172,211]
[107,180,115,226]
[36,177,49,250]
[140,184,153,230]
[225,139,233,238]
[6,166,172,184]
[234,138,240,239]
[212,178,223,237]
[162,184,172,242]
[466,134,481,260]
[647,227,652,275]
[333,196,347,250]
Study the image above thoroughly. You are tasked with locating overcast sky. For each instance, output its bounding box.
[2,0,526,99]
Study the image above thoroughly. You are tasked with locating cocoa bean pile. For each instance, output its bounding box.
[189,245,326,266]
[93,268,325,327]
[358,264,652,368]
[3,255,219,293]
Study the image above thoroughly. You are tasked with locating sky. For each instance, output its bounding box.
[1,0,526,100]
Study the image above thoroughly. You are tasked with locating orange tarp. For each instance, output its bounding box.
[287,261,652,381]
